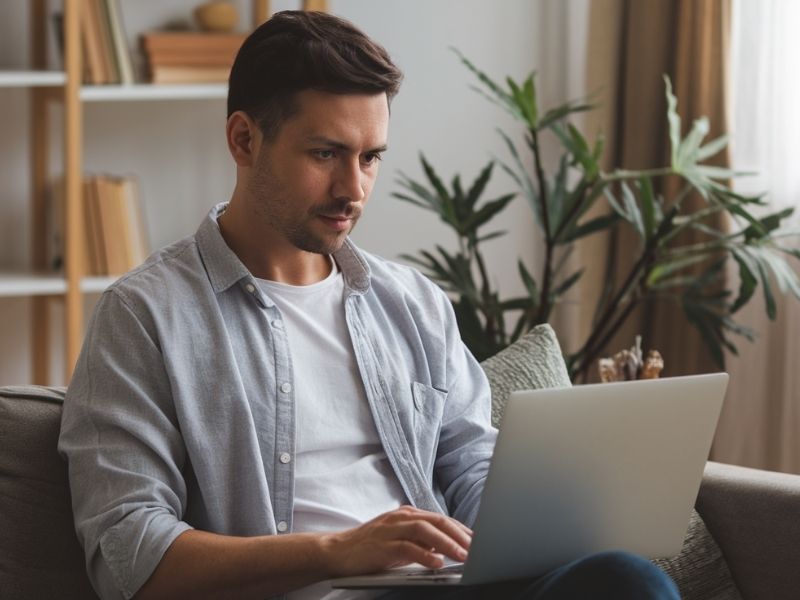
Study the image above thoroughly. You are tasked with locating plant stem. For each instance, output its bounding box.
[529,126,555,322]
[530,128,552,241]
[573,227,661,377]
[472,239,498,343]
[574,293,642,381]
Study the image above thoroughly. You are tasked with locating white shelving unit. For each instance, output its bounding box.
[0,272,67,298]
[2,0,318,384]
[0,272,116,298]
[81,83,228,102]
[0,71,66,87]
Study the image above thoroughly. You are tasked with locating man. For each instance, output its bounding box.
[59,11,679,600]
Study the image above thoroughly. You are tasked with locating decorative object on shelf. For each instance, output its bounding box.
[395,53,800,382]
[598,336,664,382]
[194,1,239,33]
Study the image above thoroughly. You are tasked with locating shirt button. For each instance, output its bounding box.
[272,319,284,329]
[277,521,288,533]
[279,452,291,464]
[280,382,292,394]
[245,283,255,294]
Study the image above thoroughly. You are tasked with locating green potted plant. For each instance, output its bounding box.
[394,53,800,382]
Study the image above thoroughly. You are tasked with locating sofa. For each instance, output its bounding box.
[1,324,799,599]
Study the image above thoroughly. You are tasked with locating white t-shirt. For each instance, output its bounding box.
[257,257,407,600]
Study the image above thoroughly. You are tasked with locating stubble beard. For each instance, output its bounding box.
[248,161,361,256]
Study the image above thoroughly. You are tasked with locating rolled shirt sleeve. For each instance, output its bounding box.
[59,289,193,599]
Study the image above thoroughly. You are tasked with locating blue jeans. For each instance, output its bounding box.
[380,551,680,599]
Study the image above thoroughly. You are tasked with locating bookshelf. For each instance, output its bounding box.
[1,0,328,384]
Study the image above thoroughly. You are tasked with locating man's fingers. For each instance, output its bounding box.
[389,520,468,562]
[390,540,446,570]
[393,509,472,553]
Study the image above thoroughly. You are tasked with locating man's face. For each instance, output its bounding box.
[246,90,390,255]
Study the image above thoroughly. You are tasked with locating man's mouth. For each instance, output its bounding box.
[317,214,353,231]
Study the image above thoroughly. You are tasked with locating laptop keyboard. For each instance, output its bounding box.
[404,563,465,578]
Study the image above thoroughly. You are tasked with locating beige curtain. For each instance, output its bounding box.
[714,289,800,474]
[558,0,731,379]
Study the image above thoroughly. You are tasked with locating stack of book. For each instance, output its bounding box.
[50,175,150,276]
[79,0,135,84]
[140,32,247,84]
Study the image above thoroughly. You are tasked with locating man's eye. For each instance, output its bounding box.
[314,149,335,160]
[362,152,383,165]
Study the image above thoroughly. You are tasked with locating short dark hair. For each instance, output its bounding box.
[227,10,403,140]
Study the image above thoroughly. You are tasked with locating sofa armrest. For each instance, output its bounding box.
[696,461,800,600]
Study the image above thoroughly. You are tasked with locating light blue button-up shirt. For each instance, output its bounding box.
[59,203,497,599]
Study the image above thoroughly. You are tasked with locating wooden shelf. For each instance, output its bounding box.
[81,83,228,102]
[0,272,65,297]
[80,275,117,293]
[0,272,116,298]
[0,70,66,88]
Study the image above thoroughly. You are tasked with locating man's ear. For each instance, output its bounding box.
[226,111,261,167]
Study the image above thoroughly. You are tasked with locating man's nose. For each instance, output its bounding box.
[331,158,366,203]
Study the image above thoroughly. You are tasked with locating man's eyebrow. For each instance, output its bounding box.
[304,136,388,154]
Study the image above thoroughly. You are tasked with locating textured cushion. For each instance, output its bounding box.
[480,324,572,427]
[654,511,742,600]
[479,327,741,599]
[0,385,98,600]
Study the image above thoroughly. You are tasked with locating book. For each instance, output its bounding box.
[79,0,105,83]
[94,0,120,83]
[141,32,247,54]
[122,177,150,266]
[88,177,110,274]
[146,49,240,67]
[98,176,130,274]
[104,0,135,84]
[150,65,231,84]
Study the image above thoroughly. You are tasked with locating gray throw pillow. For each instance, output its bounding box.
[480,323,571,428]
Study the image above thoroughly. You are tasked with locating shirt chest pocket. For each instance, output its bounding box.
[411,382,447,470]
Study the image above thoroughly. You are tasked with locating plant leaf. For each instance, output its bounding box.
[465,162,495,210]
[696,134,730,162]
[466,193,516,230]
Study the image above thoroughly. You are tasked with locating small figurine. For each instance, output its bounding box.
[598,336,664,382]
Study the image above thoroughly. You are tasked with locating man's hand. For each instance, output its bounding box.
[134,507,472,599]
[320,505,472,577]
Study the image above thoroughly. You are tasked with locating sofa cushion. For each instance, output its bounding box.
[480,324,571,428]
[0,385,98,600]
[654,510,743,600]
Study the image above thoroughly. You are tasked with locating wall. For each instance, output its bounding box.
[0,0,589,385]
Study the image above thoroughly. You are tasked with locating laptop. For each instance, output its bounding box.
[332,373,728,589]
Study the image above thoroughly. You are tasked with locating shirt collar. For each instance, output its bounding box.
[195,202,371,299]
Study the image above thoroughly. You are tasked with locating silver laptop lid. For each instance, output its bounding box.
[463,373,728,585]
